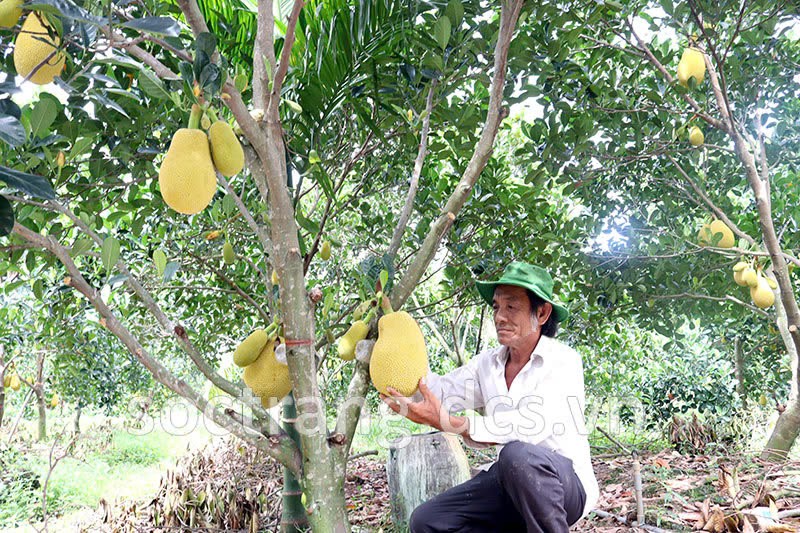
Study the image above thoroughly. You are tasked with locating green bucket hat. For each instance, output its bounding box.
[476,262,569,322]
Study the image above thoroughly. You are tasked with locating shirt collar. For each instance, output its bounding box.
[492,335,552,367]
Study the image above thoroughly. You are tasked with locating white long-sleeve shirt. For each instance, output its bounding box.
[425,335,599,519]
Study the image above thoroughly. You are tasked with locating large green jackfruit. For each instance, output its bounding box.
[234,329,269,367]
[208,121,244,177]
[158,129,217,214]
[369,311,428,397]
[13,12,67,85]
[243,340,292,407]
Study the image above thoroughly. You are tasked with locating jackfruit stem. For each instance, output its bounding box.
[362,307,377,324]
[378,293,394,315]
[264,321,279,338]
[188,104,202,129]
[206,107,219,123]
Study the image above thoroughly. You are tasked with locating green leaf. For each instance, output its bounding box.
[222,194,236,215]
[0,166,55,199]
[153,249,167,277]
[445,0,464,28]
[433,17,451,50]
[379,269,389,290]
[163,261,180,282]
[101,236,120,274]
[70,237,93,257]
[120,17,181,37]
[138,70,171,100]
[0,115,26,147]
[195,32,217,56]
[0,196,14,236]
[32,279,43,300]
[29,96,60,139]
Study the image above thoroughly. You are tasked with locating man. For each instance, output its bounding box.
[382,262,599,532]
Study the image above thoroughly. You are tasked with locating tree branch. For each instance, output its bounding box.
[391,0,524,309]
[12,222,302,475]
[649,292,771,318]
[387,80,437,260]
[268,0,305,116]
[253,0,274,111]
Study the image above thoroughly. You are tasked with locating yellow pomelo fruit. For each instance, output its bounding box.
[223,240,235,265]
[320,240,331,261]
[158,129,217,214]
[13,12,67,85]
[0,0,23,28]
[742,268,758,288]
[699,220,734,248]
[689,126,704,146]
[337,320,369,361]
[369,311,428,397]
[750,276,775,309]
[243,340,292,408]
[234,329,269,367]
[677,47,705,87]
[208,121,244,177]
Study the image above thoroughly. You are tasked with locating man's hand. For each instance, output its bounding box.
[381,379,469,436]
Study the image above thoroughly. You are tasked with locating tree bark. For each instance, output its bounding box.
[281,394,308,533]
[74,404,82,435]
[35,350,46,441]
[734,337,745,399]
[0,345,6,428]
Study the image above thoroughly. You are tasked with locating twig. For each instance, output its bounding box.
[348,450,378,461]
[591,509,676,533]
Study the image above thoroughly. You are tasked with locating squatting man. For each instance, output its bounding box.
[381,262,599,532]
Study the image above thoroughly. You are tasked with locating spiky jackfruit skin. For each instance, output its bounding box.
[369,311,428,397]
[223,240,235,265]
[234,329,269,367]
[0,0,23,28]
[208,121,244,177]
[243,340,292,407]
[337,320,369,361]
[750,276,775,309]
[158,129,217,214]
[13,12,67,85]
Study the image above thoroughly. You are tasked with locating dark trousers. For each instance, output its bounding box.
[409,441,586,533]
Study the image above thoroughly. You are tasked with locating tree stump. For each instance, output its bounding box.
[386,431,471,528]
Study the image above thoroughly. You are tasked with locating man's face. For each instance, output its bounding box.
[492,285,538,348]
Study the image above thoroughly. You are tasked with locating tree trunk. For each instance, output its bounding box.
[0,345,6,428]
[74,404,82,435]
[762,397,800,461]
[281,394,308,533]
[734,337,745,398]
[35,350,46,441]
[387,432,471,529]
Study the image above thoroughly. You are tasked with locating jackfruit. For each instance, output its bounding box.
[320,240,331,261]
[689,126,704,146]
[9,374,20,391]
[234,329,269,367]
[13,12,67,85]
[158,129,217,214]
[3,374,10,388]
[750,275,775,309]
[369,311,428,397]
[733,262,749,287]
[50,393,59,408]
[337,320,369,361]
[223,240,235,265]
[698,219,734,248]
[0,0,22,28]
[677,48,705,87]
[742,267,758,288]
[208,121,244,177]
[243,339,292,407]
[271,269,279,286]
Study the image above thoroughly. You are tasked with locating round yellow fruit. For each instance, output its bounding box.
[320,240,331,261]
[208,121,244,177]
[337,320,369,361]
[677,47,705,87]
[742,267,758,288]
[699,219,735,248]
[758,394,767,407]
[13,12,67,85]
[158,129,218,214]
[0,0,23,29]
[689,126,704,147]
[750,276,775,309]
